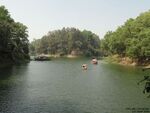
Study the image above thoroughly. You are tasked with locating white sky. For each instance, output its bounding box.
[0,0,150,41]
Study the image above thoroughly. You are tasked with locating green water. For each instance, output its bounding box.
[0,58,149,113]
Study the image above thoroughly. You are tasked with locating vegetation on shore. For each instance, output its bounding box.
[0,6,30,66]
[101,10,150,66]
[30,10,150,66]
[1,5,150,67]
[30,28,101,57]
[103,55,140,66]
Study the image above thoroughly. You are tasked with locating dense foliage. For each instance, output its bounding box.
[101,10,150,63]
[0,6,29,64]
[30,28,100,57]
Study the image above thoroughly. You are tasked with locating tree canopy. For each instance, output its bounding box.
[0,6,29,64]
[30,28,101,57]
[101,10,150,63]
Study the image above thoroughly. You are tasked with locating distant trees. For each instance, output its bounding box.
[0,6,29,63]
[101,10,150,63]
[30,28,101,57]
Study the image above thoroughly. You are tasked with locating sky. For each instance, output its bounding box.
[0,0,150,41]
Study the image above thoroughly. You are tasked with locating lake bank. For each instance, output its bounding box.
[32,54,89,59]
[49,54,81,58]
[103,55,150,67]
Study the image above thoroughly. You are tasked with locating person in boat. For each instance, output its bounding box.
[82,64,87,70]
[91,57,98,64]
[138,76,150,97]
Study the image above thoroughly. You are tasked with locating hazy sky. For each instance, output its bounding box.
[0,0,150,41]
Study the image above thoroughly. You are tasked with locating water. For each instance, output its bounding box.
[0,58,150,113]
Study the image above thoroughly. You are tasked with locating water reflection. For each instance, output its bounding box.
[0,64,29,113]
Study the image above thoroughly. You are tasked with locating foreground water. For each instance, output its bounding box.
[0,58,150,113]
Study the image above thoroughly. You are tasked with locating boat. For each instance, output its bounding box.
[91,58,98,64]
[82,64,87,70]
[34,55,51,61]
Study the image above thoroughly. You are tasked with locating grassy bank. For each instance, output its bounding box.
[103,55,150,67]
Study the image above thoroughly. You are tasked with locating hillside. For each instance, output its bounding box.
[30,28,101,57]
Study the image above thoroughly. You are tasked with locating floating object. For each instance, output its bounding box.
[34,55,51,61]
[82,64,87,70]
[91,58,98,64]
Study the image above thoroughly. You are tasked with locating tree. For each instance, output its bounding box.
[30,28,101,57]
[101,10,150,63]
[0,6,29,64]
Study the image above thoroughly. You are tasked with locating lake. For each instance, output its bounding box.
[0,58,150,113]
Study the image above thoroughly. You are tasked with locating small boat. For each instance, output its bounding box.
[34,55,51,61]
[82,64,87,70]
[91,58,98,64]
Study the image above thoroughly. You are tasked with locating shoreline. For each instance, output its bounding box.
[33,54,86,59]
[103,55,150,68]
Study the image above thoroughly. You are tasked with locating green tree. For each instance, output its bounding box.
[30,28,101,57]
[102,10,150,63]
[0,6,29,64]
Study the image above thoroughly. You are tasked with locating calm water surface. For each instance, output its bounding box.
[0,58,150,113]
